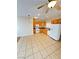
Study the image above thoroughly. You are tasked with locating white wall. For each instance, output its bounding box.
[17,16,33,37]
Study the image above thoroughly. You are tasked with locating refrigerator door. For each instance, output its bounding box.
[48,24,61,40]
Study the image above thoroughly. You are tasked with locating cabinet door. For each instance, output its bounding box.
[36,24,40,33]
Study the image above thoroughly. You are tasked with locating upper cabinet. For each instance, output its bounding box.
[51,18,61,24]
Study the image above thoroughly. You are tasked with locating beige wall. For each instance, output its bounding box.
[17,16,33,37]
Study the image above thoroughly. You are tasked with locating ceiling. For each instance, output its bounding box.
[17,0,61,19]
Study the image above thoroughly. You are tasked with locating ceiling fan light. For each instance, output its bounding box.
[48,1,57,8]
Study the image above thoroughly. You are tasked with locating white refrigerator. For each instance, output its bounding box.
[47,23,61,40]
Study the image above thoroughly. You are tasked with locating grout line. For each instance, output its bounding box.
[18,33,60,59]
[38,38,61,59]
[35,39,43,59]
[44,47,61,59]
[25,37,27,59]
[31,39,34,59]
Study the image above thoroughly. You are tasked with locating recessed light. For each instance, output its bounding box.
[38,14,40,16]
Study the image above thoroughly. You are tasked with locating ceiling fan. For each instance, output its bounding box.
[37,0,61,13]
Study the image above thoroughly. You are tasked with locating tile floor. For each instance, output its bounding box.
[17,33,61,59]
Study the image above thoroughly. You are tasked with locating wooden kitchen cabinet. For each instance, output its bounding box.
[33,18,47,34]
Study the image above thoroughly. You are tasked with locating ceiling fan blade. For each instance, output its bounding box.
[54,1,61,10]
[54,5,61,10]
[45,8,49,13]
[37,3,48,9]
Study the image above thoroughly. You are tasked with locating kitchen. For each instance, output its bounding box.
[17,0,61,59]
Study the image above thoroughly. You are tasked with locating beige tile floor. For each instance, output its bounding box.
[17,33,61,59]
